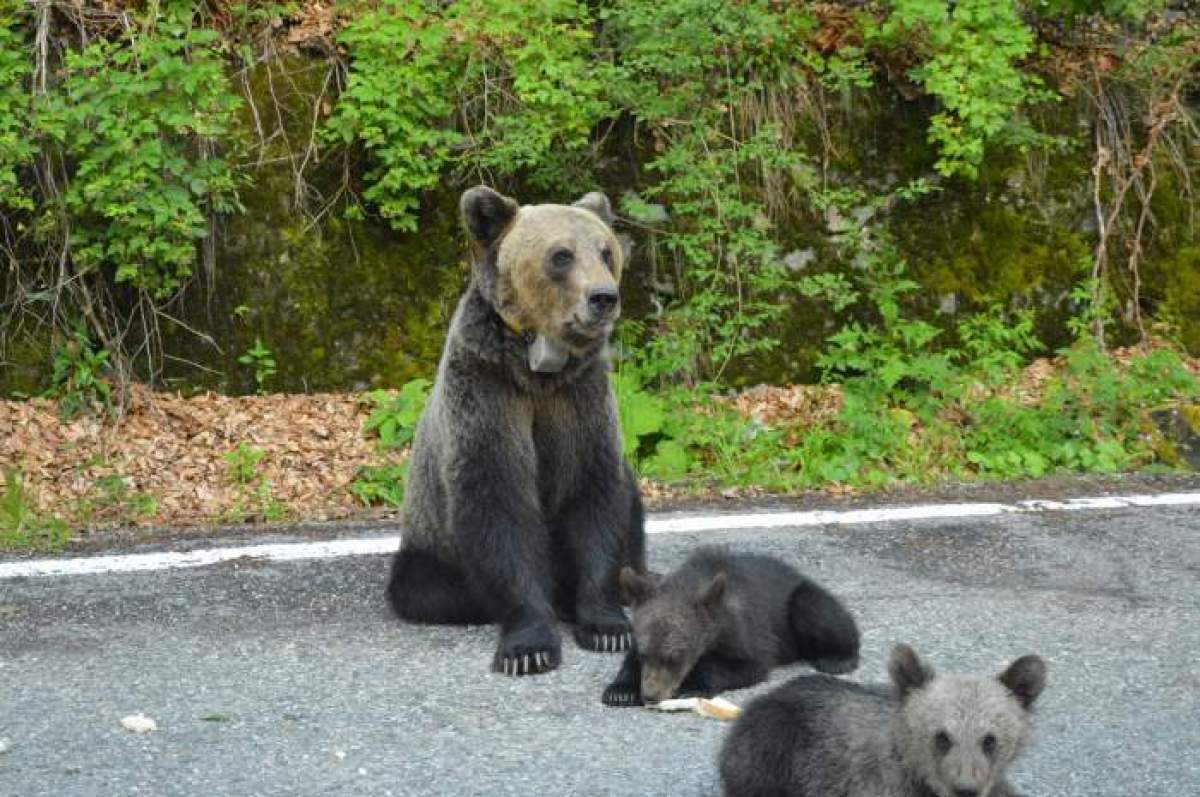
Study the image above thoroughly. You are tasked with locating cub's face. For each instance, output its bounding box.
[620,568,727,704]
[889,645,1047,797]
[460,186,625,362]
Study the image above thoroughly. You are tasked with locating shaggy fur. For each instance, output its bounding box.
[386,186,646,677]
[719,644,1048,797]
[601,547,860,706]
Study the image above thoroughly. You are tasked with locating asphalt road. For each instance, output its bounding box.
[1,500,1198,796]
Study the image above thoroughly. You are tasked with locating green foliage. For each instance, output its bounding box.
[361,379,432,449]
[780,259,1200,487]
[325,0,608,230]
[963,343,1199,477]
[1,468,70,552]
[37,2,242,297]
[873,0,1054,178]
[74,473,158,527]
[349,462,410,507]
[613,369,692,480]
[223,443,285,522]
[225,442,267,485]
[323,0,459,229]
[45,323,114,420]
[237,338,277,395]
[605,0,817,380]
[0,3,32,212]
[350,378,433,506]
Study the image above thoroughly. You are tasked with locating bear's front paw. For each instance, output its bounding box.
[601,680,644,707]
[574,618,632,653]
[493,624,561,677]
[574,606,632,652]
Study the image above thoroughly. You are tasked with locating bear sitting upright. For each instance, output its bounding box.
[602,546,860,706]
[386,186,646,677]
[719,643,1048,797]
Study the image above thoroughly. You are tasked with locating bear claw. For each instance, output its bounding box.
[493,626,560,676]
[495,649,557,676]
[575,625,631,653]
[602,683,643,707]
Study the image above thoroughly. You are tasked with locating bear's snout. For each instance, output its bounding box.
[587,286,620,319]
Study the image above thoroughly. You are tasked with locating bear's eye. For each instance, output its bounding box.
[934,731,953,755]
[981,733,997,756]
[548,247,574,277]
[600,246,614,269]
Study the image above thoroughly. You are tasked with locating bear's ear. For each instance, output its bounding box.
[889,643,934,699]
[573,191,615,226]
[616,232,633,265]
[998,655,1046,710]
[619,567,657,606]
[461,185,519,247]
[696,572,728,610]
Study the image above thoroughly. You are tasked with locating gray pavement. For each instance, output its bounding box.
[1,501,1198,796]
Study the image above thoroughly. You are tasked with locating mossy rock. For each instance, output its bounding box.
[1150,404,1200,470]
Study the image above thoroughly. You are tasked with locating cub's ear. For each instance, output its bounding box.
[619,566,657,606]
[696,572,728,610]
[889,643,934,699]
[998,655,1046,710]
[460,186,519,247]
[573,191,615,226]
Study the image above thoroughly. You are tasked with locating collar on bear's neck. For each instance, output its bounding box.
[496,308,569,373]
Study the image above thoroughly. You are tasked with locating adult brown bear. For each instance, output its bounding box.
[386,186,645,676]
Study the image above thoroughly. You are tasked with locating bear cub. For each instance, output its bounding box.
[719,643,1048,797]
[602,546,860,706]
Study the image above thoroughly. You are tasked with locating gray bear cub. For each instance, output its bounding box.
[603,547,860,706]
[720,643,1047,797]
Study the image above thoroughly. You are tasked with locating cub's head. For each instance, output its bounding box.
[889,644,1047,797]
[460,186,626,372]
[619,566,728,704]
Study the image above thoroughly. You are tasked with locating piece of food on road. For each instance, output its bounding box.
[119,713,158,733]
[646,696,742,721]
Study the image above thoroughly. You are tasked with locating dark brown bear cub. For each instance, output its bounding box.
[602,546,860,706]
[386,186,645,677]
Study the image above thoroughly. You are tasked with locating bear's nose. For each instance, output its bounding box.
[587,286,620,317]
[954,790,978,797]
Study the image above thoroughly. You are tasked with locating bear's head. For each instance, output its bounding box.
[619,566,728,703]
[889,644,1047,797]
[460,185,626,373]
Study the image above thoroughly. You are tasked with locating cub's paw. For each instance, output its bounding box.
[811,655,860,676]
[493,624,561,677]
[601,681,644,707]
[574,619,632,653]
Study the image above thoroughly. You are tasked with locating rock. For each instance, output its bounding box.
[1151,405,1200,469]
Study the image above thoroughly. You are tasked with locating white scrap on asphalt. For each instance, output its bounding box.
[1,491,1198,580]
[647,696,742,721]
[120,714,158,733]
[0,737,11,754]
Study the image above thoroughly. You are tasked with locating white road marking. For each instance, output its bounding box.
[1,491,1197,580]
